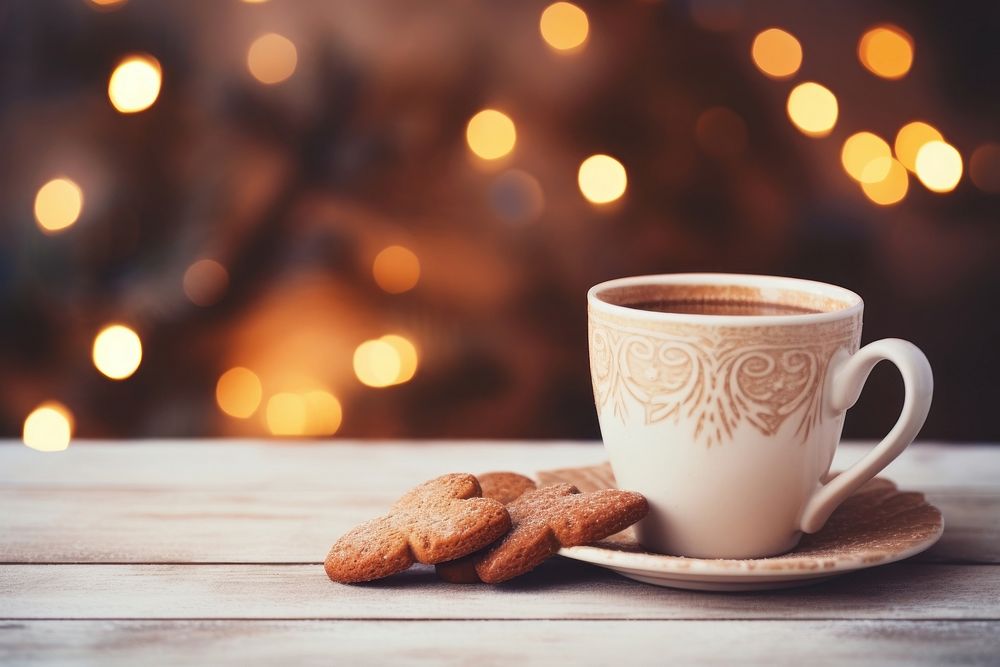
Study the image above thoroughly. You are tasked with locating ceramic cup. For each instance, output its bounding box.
[587,273,933,559]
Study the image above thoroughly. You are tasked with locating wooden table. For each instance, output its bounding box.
[1,441,997,665]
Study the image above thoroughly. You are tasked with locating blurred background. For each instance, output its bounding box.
[3,0,999,449]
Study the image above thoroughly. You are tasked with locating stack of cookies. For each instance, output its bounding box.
[325,472,648,584]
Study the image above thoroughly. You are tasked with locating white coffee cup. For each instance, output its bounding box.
[588,273,933,559]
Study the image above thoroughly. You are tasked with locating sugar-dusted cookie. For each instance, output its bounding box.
[475,483,648,583]
[436,472,537,583]
[477,471,538,504]
[324,473,512,583]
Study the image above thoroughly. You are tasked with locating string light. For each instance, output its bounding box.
[108,54,162,113]
[895,121,943,172]
[380,335,418,384]
[302,390,343,436]
[578,154,627,204]
[216,367,263,419]
[183,259,229,307]
[34,178,83,234]
[539,2,589,52]
[466,109,517,161]
[861,158,908,205]
[266,392,306,435]
[858,25,914,79]
[915,140,963,193]
[841,132,892,183]
[786,82,838,138]
[247,33,298,84]
[751,28,802,79]
[372,245,421,294]
[353,339,401,388]
[92,324,143,380]
[22,402,74,452]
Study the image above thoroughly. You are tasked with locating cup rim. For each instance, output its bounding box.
[587,273,863,326]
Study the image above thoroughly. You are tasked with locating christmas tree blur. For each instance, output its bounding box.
[3,0,1000,445]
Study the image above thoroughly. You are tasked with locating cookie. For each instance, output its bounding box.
[477,471,538,504]
[324,473,512,583]
[474,483,648,583]
[435,472,537,583]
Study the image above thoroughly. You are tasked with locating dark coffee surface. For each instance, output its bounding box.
[624,299,824,316]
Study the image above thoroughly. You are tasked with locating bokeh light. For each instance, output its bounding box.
[539,2,589,52]
[266,392,306,435]
[216,367,263,419]
[92,324,143,380]
[466,109,517,160]
[578,154,627,204]
[970,143,1000,193]
[22,402,74,453]
[89,0,127,8]
[247,33,298,84]
[694,107,748,159]
[786,82,838,138]
[381,334,418,384]
[108,54,162,113]
[302,390,343,436]
[858,25,914,79]
[895,121,944,172]
[353,339,402,388]
[915,140,963,193]
[861,158,908,205]
[34,178,83,234]
[372,245,421,293]
[183,259,229,307]
[751,28,802,79]
[489,169,545,224]
[841,132,892,183]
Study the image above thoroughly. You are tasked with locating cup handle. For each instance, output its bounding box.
[798,338,933,533]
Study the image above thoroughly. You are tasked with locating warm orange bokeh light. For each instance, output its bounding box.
[34,178,83,233]
[353,339,402,388]
[92,324,143,380]
[841,132,892,183]
[266,392,307,435]
[216,367,263,419]
[915,141,963,193]
[466,109,517,160]
[859,25,914,79]
[861,158,909,206]
[247,33,298,84]
[578,154,627,204]
[108,54,162,113]
[302,390,343,436]
[894,121,944,173]
[786,82,838,138]
[372,245,421,294]
[23,402,74,452]
[381,334,419,384]
[751,28,802,79]
[539,2,589,52]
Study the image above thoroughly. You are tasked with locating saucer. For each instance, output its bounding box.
[536,462,944,591]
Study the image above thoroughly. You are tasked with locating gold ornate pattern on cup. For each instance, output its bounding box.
[589,308,862,446]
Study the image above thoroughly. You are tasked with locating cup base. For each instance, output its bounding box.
[636,523,804,560]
